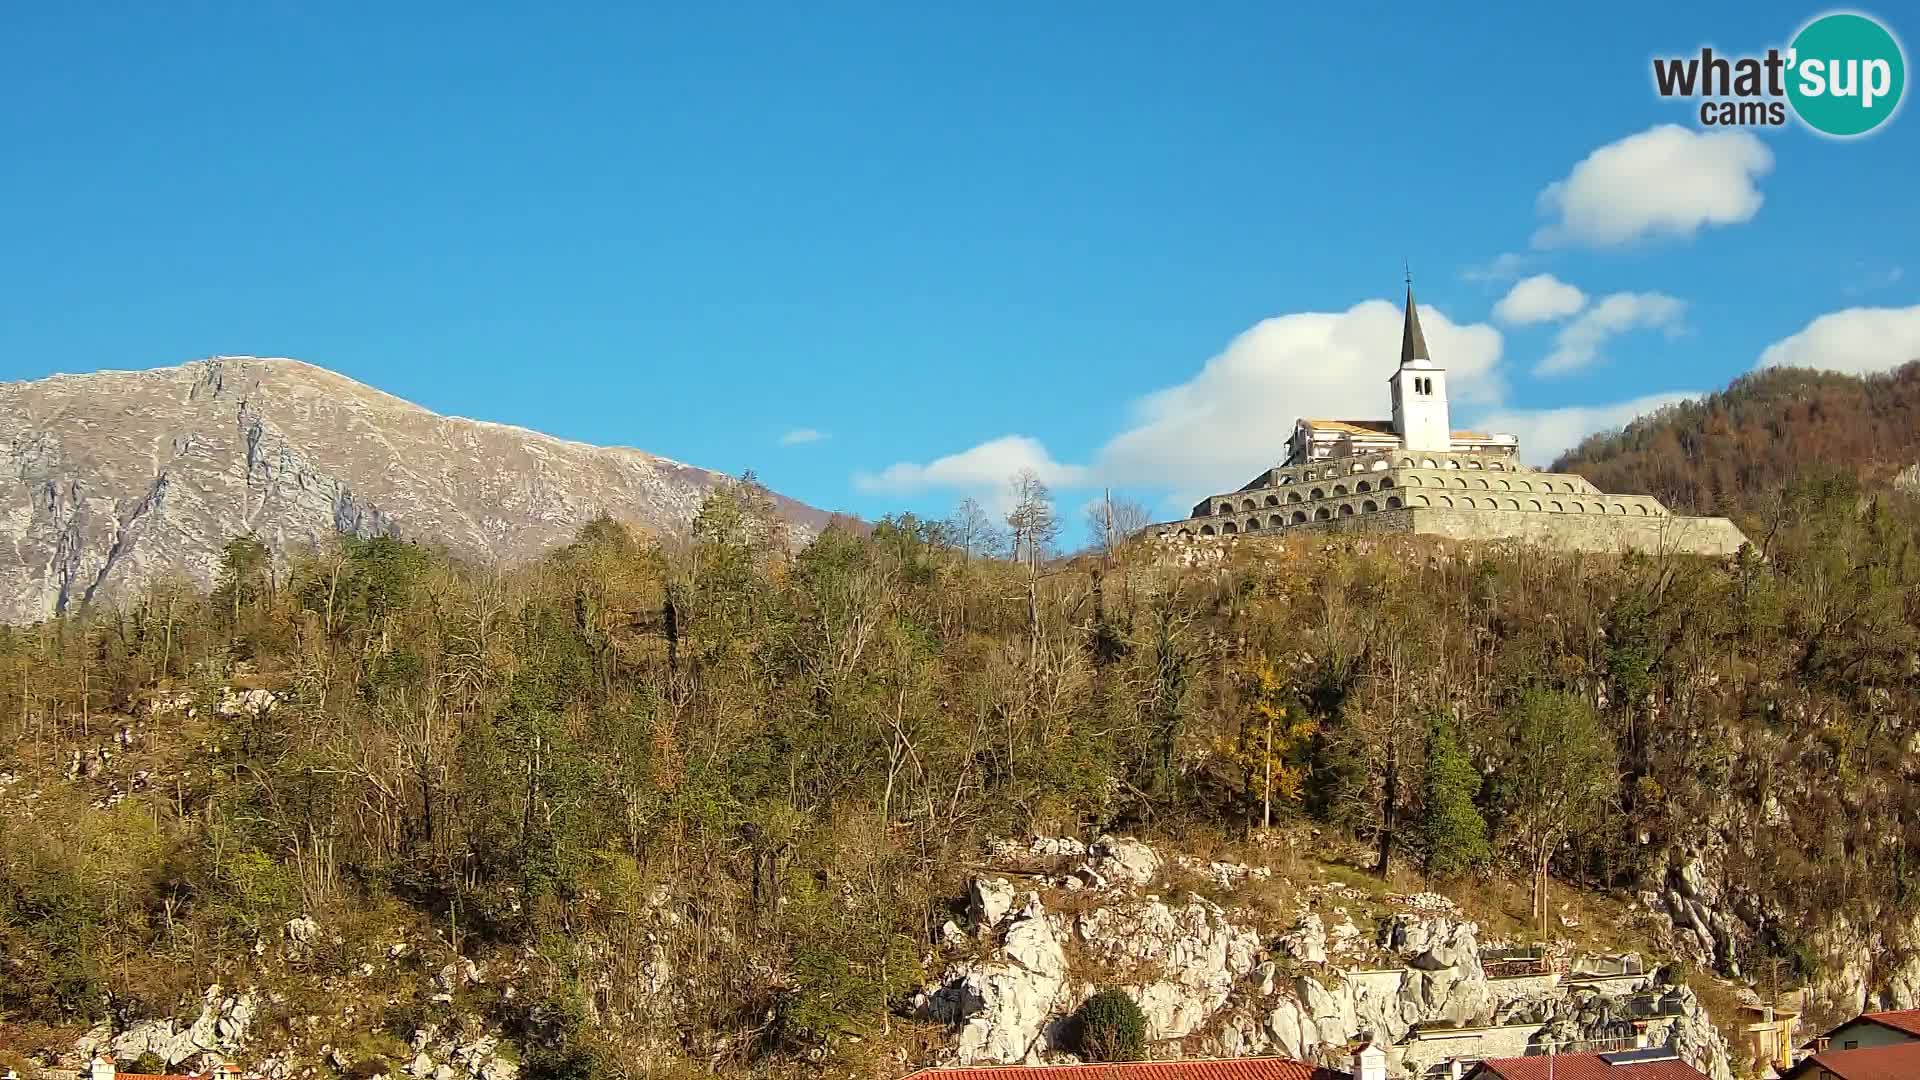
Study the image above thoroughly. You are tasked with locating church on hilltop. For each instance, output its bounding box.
[1142,285,1751,556]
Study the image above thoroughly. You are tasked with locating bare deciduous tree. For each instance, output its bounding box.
[1004,469,1058,571]
[1085,492,1151,557]
[947,497,1005,562]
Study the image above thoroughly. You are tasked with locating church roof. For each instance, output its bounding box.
[1400,283,1433,366]
[1300,419,1398,436]
[1298,418,1496,442]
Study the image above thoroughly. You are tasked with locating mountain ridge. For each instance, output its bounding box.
[0,356,837,622]
[1550,360,1920,520]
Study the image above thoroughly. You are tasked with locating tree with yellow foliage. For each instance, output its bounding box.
[1217,656,1317,829]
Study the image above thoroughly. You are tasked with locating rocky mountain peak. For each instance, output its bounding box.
[0,357,835,621]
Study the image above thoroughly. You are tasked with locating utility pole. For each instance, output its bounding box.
[1103,488,1115,563]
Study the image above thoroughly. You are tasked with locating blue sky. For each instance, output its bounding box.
[3,2,1916,539]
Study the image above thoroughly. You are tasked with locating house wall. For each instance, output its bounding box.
[1822,1019,1917,1051]
[1397,1023,1543,1077]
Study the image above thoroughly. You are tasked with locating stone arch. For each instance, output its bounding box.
[1222,520,1239,533]
[1475,478,1490,490]
[1264,494,1279,506]
[1176,529,1193,539]
[1420,458,1438,469]
[1200,524,1216,536]
[1515,480,1532,492]
[1412,495,1430,507]
[1218,502,1233,516]
[1339,503,1356,517]
[1370,458,1389,471]
[1242,499,1256,511]
[1362,499,1378,512]
[1502,498,1519,510]
[1350,462,1366,474]
[1386,496,1403,509]
[1332,484,1349,496]
[1310,488,1325,500]
[1570,502,1586,514]
[1287,491,1303,504]
[1528,499,1542,511]
[1379,476,1395,488]
[1437,496,1454,508]
[1490,461,1506,471]
[1609,502,1627,514]
[1549,500,1564,512]
[1245,517,1262,531]
[1291,511,1308,525]
[1356,480,1372,493]
[1444,460,1460,469]
[1399,457,1415,467]
[1460,496,1477,509]
[1634,503,1649,515]
[1313,507,1331,521]
[1496,479,1511,491]
[1268,514,1285,528]
[1467,459,1483,470]
[1405,474,1422,486]
[1450,476,1468,489]
[1278,474,1293,485]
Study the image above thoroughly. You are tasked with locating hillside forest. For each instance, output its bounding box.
[2,368,1919,1078]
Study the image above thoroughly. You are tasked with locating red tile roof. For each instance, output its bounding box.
[1786,1040,1920,1079]
[901,1060,1345,1080]
[1467,1052,1708,1080]
[1857,1008,1920,1037]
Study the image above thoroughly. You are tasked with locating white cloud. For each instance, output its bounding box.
[858,295,1703,518]
[778,427,827,446]
[1533,125,1773,248]
[860,298,1505,515]
[1475,391,1698,466]
[1092,299,1504,500]
[1535,292,1687,376]
[1494,274,1587,325]
[853,434,1087,510]
[1756,304,1920,374]
[1462,252,1532,283]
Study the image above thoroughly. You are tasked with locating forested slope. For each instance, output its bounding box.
[1552,361,1920,521]
[1,461,1918,1077]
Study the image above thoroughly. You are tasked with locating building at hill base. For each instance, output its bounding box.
[1140,285,1749,557]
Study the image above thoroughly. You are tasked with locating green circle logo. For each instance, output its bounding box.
[1788,12,1906,136]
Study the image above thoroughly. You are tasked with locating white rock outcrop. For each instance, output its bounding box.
[918,838,1735,1079]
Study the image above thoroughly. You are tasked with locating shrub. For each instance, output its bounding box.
[1073,988,1147,1062]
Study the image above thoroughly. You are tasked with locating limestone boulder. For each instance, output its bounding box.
[1085,836,1161,889]
[969,877,1018,932]
[1277,912,1328,965]
[917,902,1070,1064]
[1076,897,1261,1039]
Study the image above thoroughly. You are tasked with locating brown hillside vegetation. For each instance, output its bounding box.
[1,468,1918,1075]
[1552,361,1920,521]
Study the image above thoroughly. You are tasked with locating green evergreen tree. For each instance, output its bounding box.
[1419,715,1488,878]
[1074,988,1148,1062]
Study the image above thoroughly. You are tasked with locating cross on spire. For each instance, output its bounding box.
[1400,277,1430,366]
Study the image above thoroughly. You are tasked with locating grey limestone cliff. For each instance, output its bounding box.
[0,356,835,622]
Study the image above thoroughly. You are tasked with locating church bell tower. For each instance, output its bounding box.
[1389,280,1451,453]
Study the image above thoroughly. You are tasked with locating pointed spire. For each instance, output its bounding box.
[1399,279,1431,366]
